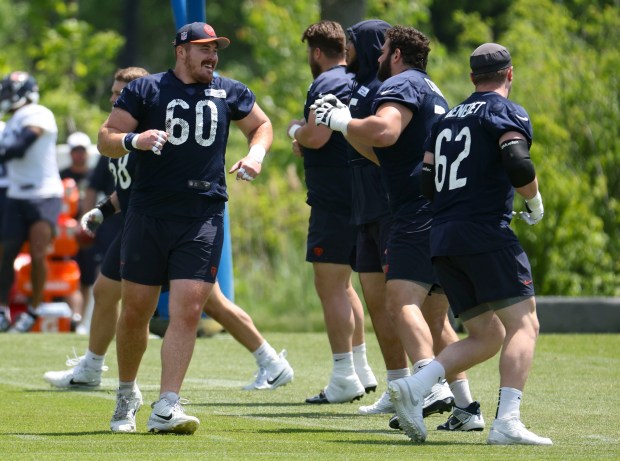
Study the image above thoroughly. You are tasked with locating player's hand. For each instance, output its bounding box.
[229,157,262,182]
[291,139,303,158]
[80,208,104,237]
[518,191,544,225]
[136,129,168,155]
[314,103,352,135]
[310,94,346,110]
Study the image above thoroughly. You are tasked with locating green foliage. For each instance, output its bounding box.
[502,0,620,295]
[0,0,123,142]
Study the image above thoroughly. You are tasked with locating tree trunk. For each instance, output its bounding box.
[320,0,367,29]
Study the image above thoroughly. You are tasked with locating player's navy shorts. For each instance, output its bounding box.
[0,188,7,234]
[75,246,98,285]
[355,216,391,273]
[384,213,438,289]
[100,232,122,282]
[432,244,535,321]
[306,206,357,267]
[1,196,61,241]
[121,206,224,285]
[75,215,123,285]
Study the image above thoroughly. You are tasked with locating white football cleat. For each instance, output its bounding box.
[306,373,365,404]
[437,400,485,431]
[354,363,378,394]
[243,350,294,390]
[423,380,454,416]
[358,391,394,415]
[487,417,552,445]
[43,354,107,388]
[147,397,200,435]
[388,377,427,443]
[110,388,143,433]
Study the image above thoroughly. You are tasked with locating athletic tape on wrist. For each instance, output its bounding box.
[288,124,301,140]
[248,144,266,163]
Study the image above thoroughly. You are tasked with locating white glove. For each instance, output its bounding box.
[518,191,544,225]
[80,208,104,237]
[310,93,347,111]
[314,103,352,135]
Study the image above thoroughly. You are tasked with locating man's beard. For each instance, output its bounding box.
[346,57,359,74]
[186,59,215,84]
[376,57,391,82]
[310,60,321,80]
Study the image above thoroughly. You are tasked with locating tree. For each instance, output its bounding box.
[320,0,366,28]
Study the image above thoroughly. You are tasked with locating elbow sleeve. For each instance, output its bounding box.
[500,138,536,188]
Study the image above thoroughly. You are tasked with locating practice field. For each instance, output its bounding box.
[0,332,618,460]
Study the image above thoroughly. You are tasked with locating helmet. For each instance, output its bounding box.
[67,131,92,150]
[0,71,40,115]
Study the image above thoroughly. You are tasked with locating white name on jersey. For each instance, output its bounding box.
[445,101,486,119]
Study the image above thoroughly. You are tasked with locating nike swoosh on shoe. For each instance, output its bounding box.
[267,370,285,386]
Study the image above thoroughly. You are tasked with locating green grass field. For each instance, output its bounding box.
[1,332,618,460]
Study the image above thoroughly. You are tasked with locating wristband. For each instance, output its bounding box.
[288,124,302,140]
[247,144,266,164]
[95,195,117,218]
[122,133,139,152]
[526,190,543,212]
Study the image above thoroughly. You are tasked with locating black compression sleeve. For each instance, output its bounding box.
[500,138,536,188]
[421,162,435,201]
[96,195,117,218]
[0,127,39,161]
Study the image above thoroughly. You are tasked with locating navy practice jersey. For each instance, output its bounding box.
[88,156,115,197]
[115,70,255,219]
[347,20,391,225]
[425,91,533,256]
[372,68,449,217]
[108,153,137,215]
[302,65,353,213]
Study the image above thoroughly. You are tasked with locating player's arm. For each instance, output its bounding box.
[0,125,42,161]
[347,102,411,148]
[499,130,543,224]
[229,102,273,180]
[289,109,333,149]
[98,107,168,159]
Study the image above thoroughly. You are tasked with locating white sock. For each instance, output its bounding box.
[332,352,355,375]
[160,391,179,404]
[118,380,137,397]
[352,343,370,370]
[450,379,474,408]
[387,367,410,382]
[410,360,446,395]
[252,340,278,367]
[411,358,433,374]
[496,387,522,420]
[84,350,105,371]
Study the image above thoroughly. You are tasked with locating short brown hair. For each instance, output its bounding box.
[301,20,345,59]
[471,67,510,86]
[385,26,430,71]
[114,67,149,83]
